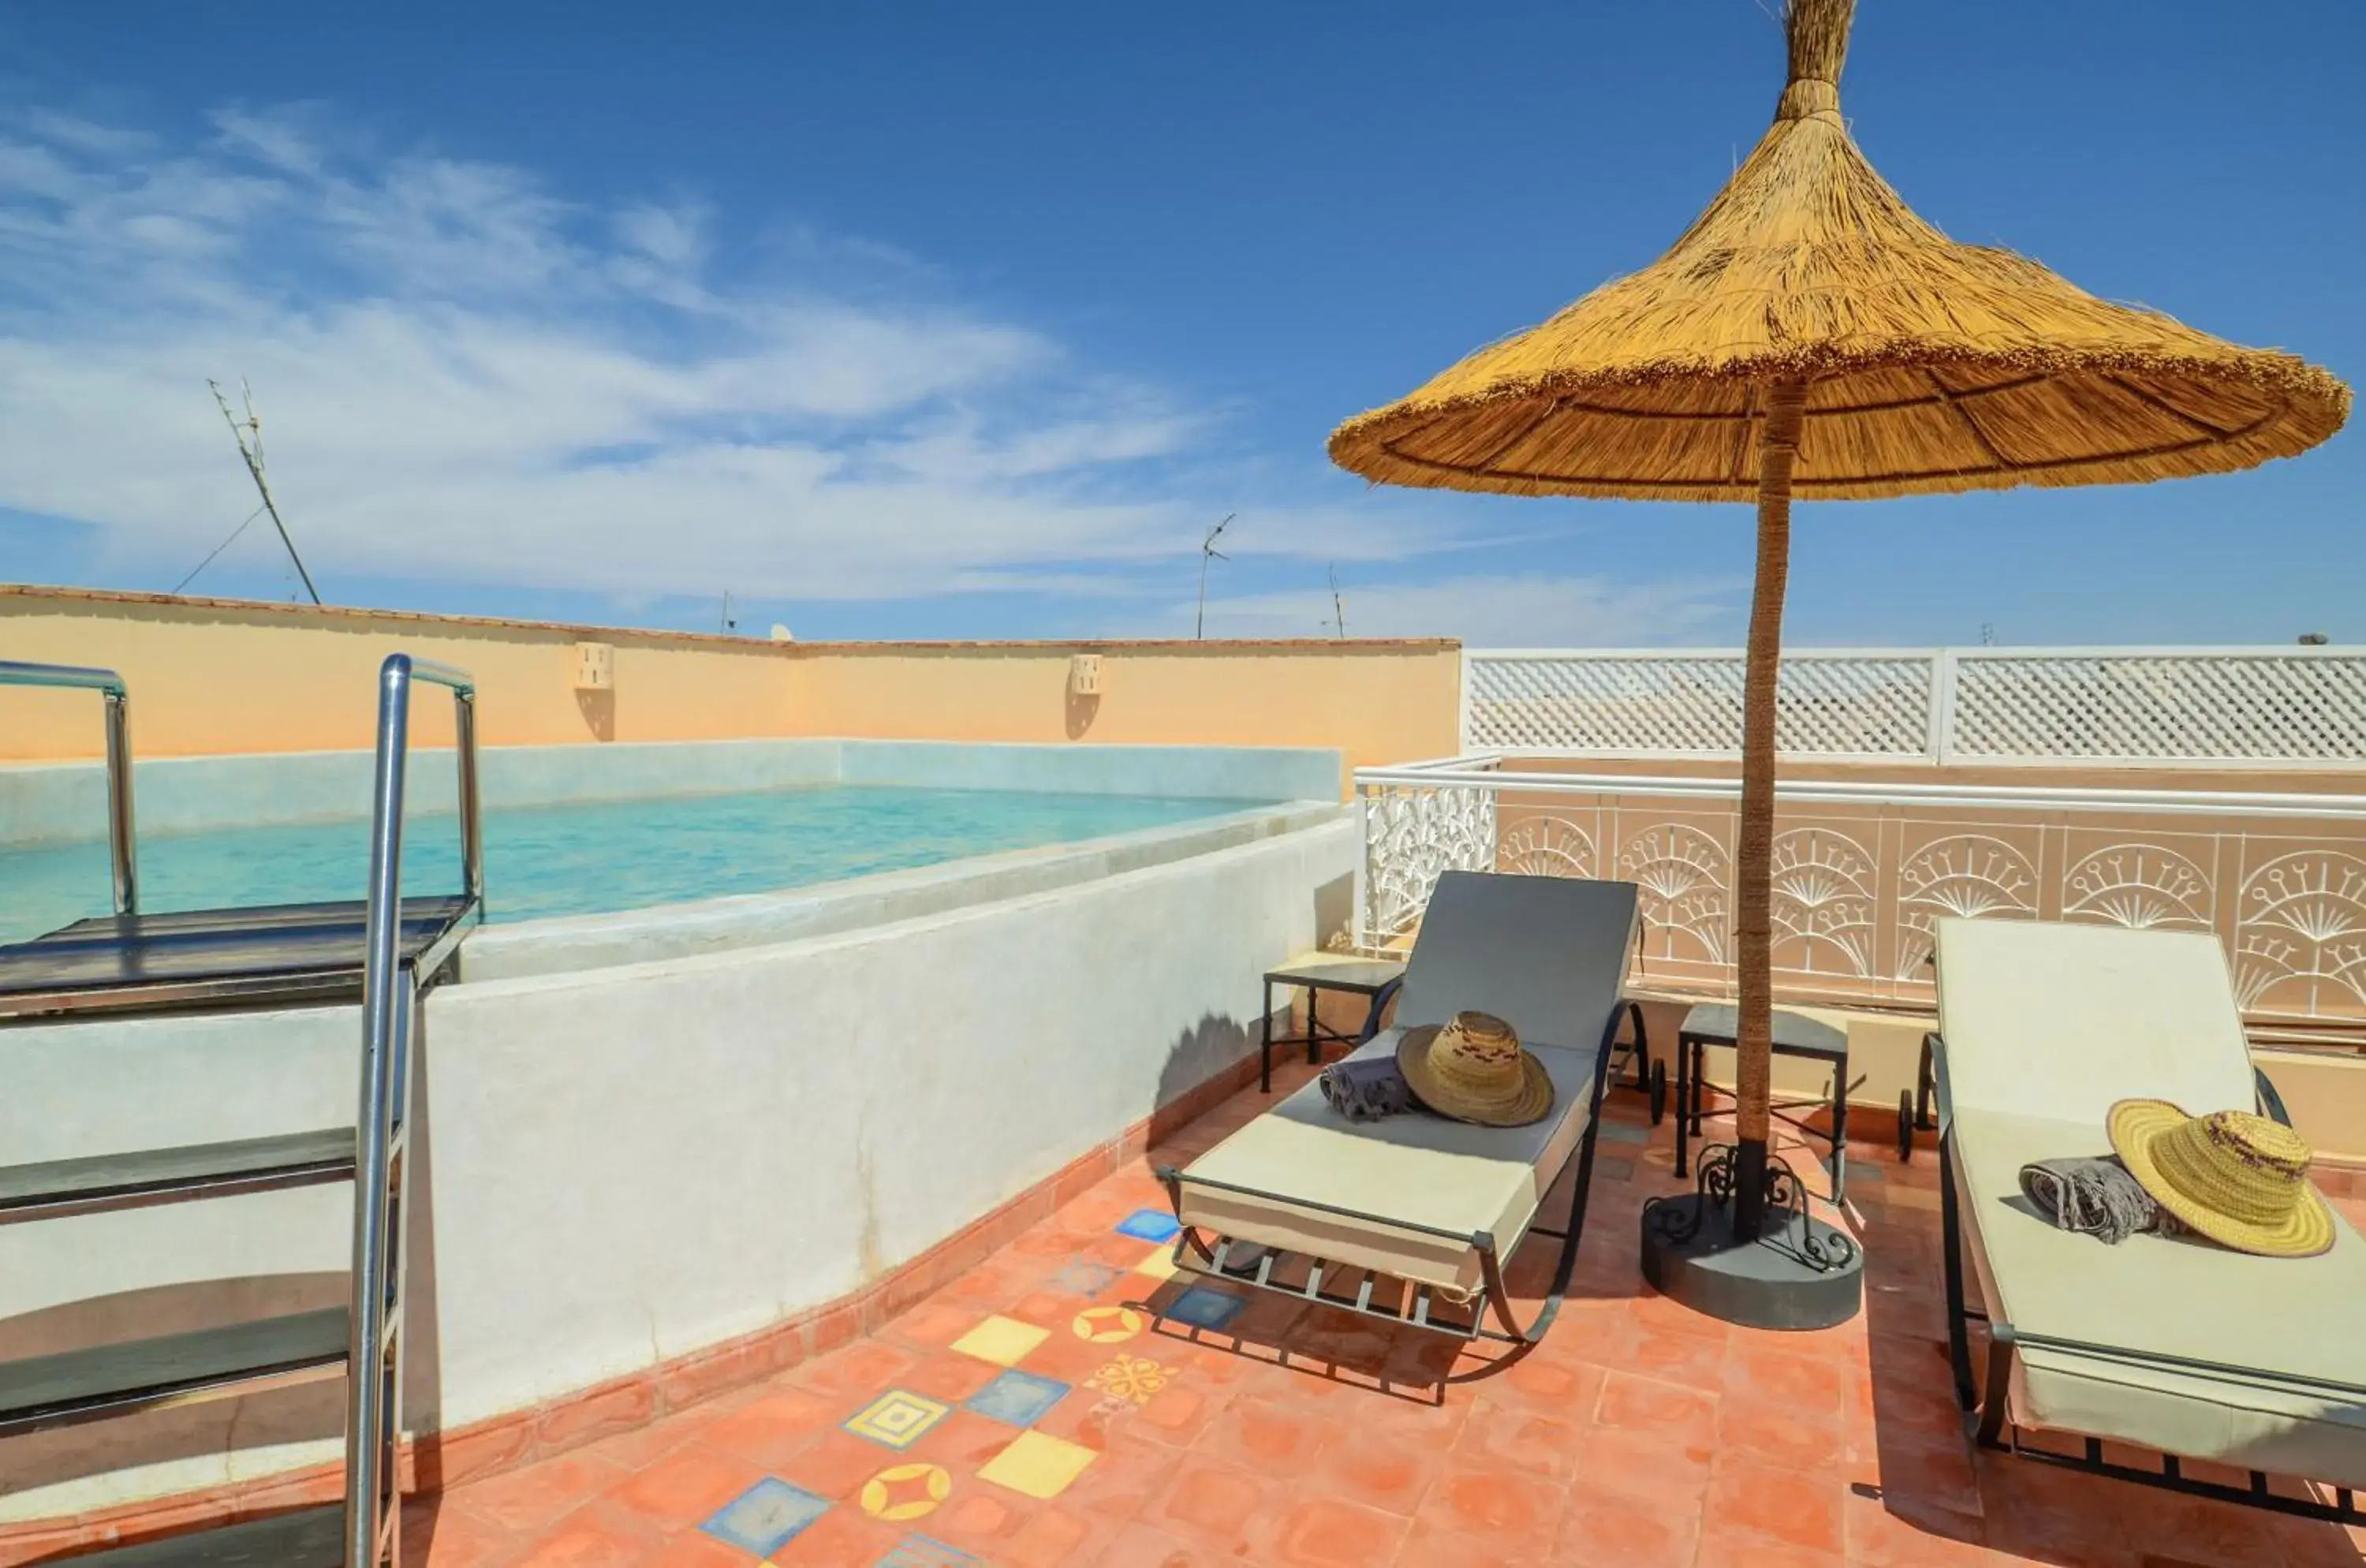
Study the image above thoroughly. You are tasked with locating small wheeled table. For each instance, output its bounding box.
[1674,1002,1850,1202]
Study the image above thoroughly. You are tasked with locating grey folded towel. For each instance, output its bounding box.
[1320,1055,1415,1122]
[2019,1155,2185,1245]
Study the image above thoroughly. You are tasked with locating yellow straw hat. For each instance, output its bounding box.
[2106,1100,2334,1260]
[1397,1011,1554,1129]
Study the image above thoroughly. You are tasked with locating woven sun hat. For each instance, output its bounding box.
[1397,1010,1554,1129]
[2106,1099,2334,1260]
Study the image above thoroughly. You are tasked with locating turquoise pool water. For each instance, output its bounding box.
[0,785,1264,943]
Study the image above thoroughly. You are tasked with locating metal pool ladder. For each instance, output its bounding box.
[0,654,481,1566]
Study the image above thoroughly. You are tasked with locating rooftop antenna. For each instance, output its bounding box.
[1327,565,1346,640]
[209,379,322,605]
[720,592,737,634]
[1195,513,1234,640]
[1980,622,1995,646]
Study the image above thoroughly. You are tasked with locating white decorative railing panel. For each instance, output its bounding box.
[1465,647,2366,768]
[1357,760,2366,1036]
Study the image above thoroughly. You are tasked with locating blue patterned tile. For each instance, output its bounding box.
[1045,1256,1125,1296]
[1598,1120,1651,1144]
[702,1477,830,1556]
[965,1368,1070,1427]
[877,1536,982,1567]
[1164,1285,1247,1331]
[1115,1208,1181,1243]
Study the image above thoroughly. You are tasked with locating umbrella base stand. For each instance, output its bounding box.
[1640,1142,1862,1330]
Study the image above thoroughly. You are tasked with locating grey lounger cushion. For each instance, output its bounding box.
[1935,918,2366,1488]
[1178,1030,1603,1297]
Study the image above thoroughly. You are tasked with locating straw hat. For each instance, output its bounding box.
[1397,1012,1554,1128]
[2107,1100,2334,1259]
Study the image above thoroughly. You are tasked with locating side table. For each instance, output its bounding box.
[1260,954,1405,1092]
[1675,1002,1851,1203]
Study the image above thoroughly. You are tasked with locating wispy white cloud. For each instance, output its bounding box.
[0,103,1463,603]
[1194,573,1740,646]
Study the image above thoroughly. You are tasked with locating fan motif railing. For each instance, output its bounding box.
[1357,758,2366,1033]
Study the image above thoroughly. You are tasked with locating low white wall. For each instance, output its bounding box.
[0,810,1356,1517]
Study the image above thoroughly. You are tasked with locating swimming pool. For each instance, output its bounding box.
[0,783,1272,943]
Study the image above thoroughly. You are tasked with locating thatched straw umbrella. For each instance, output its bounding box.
[1330,0,2347,1316]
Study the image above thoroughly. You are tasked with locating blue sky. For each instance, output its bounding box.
[1,2,2357,646]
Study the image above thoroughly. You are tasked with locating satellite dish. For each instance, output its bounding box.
[770,624,794,642]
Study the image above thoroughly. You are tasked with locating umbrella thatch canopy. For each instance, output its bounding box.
[1331,0,2347,1261]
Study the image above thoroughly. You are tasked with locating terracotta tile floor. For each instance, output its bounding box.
[401,1066,2366,1566]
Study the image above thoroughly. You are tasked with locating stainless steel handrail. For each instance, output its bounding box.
[0,660,138,914]
[346,653,477,1568]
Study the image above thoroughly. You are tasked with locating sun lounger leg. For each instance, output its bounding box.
[1935,1072,1980,1414]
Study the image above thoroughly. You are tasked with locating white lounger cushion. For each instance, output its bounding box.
[1935,918,2366,1488]
[1950,1105,2366,1488]
[1176,1030,1599,1299]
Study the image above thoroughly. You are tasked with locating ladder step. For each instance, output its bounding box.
[0,1308,349,1438]
[0,1129,356,1225]
[65,1503,345,1566]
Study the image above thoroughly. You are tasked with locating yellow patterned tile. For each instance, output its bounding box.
[1131,1246,1179,1281]
[1084,1353,1173,1406]
[859,1462,952,1521]
[844,1389,952,1450]
[950,1313,1051,1367]
[1071,1305,1144,1343]
[976,1430,1097,1500]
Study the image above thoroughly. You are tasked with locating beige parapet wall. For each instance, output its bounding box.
[0,585,1461,790]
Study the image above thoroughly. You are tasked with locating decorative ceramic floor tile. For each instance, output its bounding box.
[700,1476,832,1556]
[1162,1286,1247,1331]
[975,1429,1099,1500]
[948,1313,1051,1367]
[844,1390,953,1450]
[857,1462,953,1522]
[1131,1245,1180,1280]
[1070,1305,1148,1343]
[1114,1207,1182,1242]
[964,1368,1070,1427]
[1044,1256,1125,1296]
[875,1535,981,1566]
[1598,1120,1652,1144]
[1083,1352,1174,1405]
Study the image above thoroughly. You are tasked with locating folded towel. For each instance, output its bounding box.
[1320,1055,1415,1122]
[2019,1155,2185,1245]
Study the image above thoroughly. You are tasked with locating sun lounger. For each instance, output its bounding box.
[1930,917,2366,1524]
[1157,872,1642,1344]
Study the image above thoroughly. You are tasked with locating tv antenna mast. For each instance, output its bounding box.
[209,379,322,605]
[1327,565,1347,639]
[1195,513,1233,640]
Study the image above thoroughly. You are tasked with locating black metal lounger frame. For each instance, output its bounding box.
[1155,998,1644,1349]
[1928,1032,2366,1527]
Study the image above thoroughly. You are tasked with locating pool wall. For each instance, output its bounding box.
[0,737,1340,850]
[0,804,1360,1520]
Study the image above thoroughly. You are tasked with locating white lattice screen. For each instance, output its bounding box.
[1466,654,1931,758]
[1466,649,2366,767]
[1948,654,2366,764]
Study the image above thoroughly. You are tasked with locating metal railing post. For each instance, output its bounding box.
[0,660,139,914]
[347,653,476,1568]
[453,689,483,909]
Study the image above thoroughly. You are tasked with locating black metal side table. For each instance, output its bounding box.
[1259,954,1405,1092]
[1674,1002,1851,1202]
